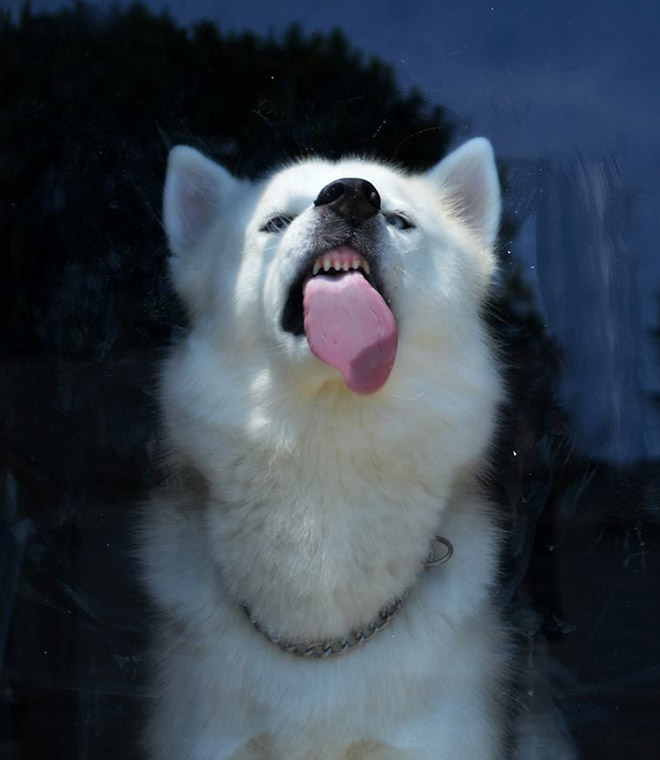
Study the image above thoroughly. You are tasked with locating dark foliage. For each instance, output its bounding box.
[0,2,454,361]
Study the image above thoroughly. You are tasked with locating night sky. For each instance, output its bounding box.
[5,0,660,462]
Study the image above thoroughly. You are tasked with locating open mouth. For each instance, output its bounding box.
[282,246,398,395]
[281,247,381,336]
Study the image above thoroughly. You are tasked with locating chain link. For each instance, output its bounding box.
[242,535,453,659]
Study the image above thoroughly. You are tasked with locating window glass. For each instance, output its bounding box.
[1,1,659,757]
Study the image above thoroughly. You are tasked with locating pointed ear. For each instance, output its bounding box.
[427,138,501,248]
[163,146,237,255]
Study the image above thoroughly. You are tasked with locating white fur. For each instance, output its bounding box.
[141,139,508,759]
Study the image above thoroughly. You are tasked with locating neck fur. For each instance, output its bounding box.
[163,341,497,642]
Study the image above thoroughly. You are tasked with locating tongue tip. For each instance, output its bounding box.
[343,340,398,394]
[303,315,397,395]
[343,366,394,395]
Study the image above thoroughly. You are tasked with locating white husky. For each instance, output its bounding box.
[141,138,507,759]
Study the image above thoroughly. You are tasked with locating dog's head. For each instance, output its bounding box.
[163,139,500,405]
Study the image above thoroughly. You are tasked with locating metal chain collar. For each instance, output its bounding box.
[242,535,453,659]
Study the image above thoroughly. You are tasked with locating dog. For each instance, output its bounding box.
[140,138,508,759]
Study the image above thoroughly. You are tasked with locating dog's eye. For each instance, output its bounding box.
[261,215,294,233]
[384,212,414,231]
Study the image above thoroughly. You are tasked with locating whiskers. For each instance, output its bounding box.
[254,340,290,355]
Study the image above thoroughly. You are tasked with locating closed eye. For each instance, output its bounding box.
[384,212,415,231]
[260,215,295,233]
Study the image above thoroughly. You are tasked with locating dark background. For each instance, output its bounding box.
[1,2,659,758]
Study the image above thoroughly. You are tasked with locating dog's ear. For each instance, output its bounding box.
[163,146,237,255]
[426,138,501,249]
[163,147,241,317]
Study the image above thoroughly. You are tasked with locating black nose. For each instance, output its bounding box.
[314,178,381,227]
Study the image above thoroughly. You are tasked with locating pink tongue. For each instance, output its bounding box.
[303,272,398,394]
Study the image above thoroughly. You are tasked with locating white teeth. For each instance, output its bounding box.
[312,254,371,276]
